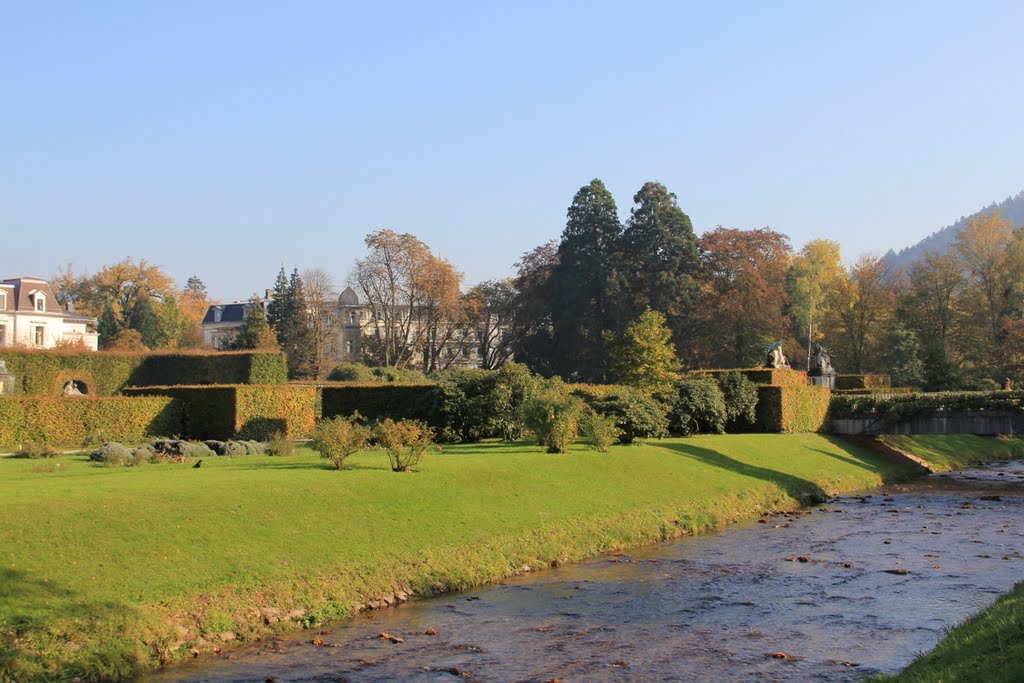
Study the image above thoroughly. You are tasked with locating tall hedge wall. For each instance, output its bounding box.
[320,383,435,422]
[0,396,185,450]
[756,385,831,433]
[124,385,316,440]
[835,374,892,390]
[698,368,808,387]
[0,350,287,396]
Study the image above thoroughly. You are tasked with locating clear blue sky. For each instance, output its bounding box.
[4,1,1023,302]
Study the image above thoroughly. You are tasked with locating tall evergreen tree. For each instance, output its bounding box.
[97,303,121,348]
[266,267,291,333]
[616,182,701,358]
[549,179,622,381]
[282,268,315,378]
[126,295,162,349]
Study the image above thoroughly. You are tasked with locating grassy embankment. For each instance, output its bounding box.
[879,433,1024,471]
[0,433,936,681]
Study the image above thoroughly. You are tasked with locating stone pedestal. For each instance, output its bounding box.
[807,371,835,390]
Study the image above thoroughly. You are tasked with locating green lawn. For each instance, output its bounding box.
[879,434,1024,471]
[870,582,1024,683]
[1,434,917,681]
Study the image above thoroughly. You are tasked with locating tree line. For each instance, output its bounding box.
[48,179,1024,389]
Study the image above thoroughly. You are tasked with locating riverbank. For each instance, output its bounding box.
[0,434,959,681]
[871,581,1024,683]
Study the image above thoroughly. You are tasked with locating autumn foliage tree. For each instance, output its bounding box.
[353,229,465,372]
[695,227,792,367]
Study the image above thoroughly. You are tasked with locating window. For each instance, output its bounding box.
[346,340,353,355]
[0,292,7,310]
[34,326,45,346]
[34,293,45,312]
[0,324,6,345]
[349,311,357,324]
[213,307,223,323]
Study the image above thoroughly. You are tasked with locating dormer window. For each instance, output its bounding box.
[213,307,223,323]
[34,293,46,312]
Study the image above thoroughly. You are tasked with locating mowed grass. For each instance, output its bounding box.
[870,581,1024,683]
[1,434,914,680]
[879,434,1024,471]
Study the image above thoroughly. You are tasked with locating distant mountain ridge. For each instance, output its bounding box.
[883,189,1024,271]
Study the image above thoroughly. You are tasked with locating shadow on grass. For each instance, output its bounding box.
[654,441,829,504]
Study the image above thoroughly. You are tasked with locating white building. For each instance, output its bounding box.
[0,277,99,351]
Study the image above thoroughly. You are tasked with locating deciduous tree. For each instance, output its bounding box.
[605,308,681,395]
[696,227,792,367]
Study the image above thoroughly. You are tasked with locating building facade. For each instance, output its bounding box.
[201,287,506,372]
[0,277,99,351]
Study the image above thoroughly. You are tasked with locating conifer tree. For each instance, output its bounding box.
[616,182,701,357]
[550,179,622,381]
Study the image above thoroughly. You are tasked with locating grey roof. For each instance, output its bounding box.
[202,302,252,324]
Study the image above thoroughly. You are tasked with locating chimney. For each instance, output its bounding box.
[265,289,273,300]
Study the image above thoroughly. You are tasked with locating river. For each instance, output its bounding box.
[142,460,1024,682]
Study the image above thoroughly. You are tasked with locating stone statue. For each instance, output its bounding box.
[764,341,790,369]
[811,343,834,375]
[62,380,83,397]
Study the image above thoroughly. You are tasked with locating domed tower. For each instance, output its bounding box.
[336,287,364,360]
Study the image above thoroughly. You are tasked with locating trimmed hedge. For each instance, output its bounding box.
[698,368,808,387]
[756,385,831,433]
[320,383,435,423]
[124,385,316,440]
[829,391,1024,424]
[0,349,287,396]
[0,396,185,450]
[835,374,891,390]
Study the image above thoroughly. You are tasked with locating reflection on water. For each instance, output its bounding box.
[142,461,1024,682]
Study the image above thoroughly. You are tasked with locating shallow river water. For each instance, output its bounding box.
[143,461,1024,682]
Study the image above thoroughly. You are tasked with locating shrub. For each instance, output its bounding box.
[424,367,497,443]
[151,439,214,461]
[265,431,295,457]
[131,444,156,463]
[374,418,431,471]
[241,440,266,455]
[713,371,759,431]
[523,383,585,454]
[670,377,727,436]
[14,440,58,459]
[312,416,371,470]
[204,440,228,455]
[327,363,429,383]
[90,442,138,467]
[588,390,669,444]
[581,411,621,453]
[181,442,215,459]
[492,363,543,441]
[224,441,248,456]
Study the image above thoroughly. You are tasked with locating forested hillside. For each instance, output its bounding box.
[885,190,1024,269]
